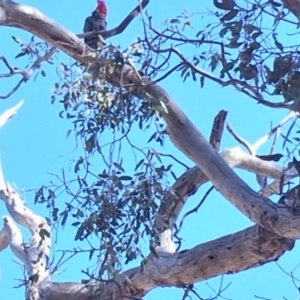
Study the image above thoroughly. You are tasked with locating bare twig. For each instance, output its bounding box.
[178,186,214,231]
[209,110,228,151]
[143,17,300,113]
[252,111,298,152]
[226,113,297,189]
[0,78,24,100]
[226,112,297,155]
[0,56,29,79]
[156,152,189,169]
[0,47,56,100]
[226,122,254,154]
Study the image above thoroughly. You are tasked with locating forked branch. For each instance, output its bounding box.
[0,47,56,99]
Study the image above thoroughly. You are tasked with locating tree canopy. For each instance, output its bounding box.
[1,0,300,299]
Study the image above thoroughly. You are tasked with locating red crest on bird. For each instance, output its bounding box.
[97,0,107,17]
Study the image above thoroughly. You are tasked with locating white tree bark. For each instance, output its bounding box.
[0,1,298,299]
[0,160,51,299]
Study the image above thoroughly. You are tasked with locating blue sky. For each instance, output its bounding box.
[0,1,299,299]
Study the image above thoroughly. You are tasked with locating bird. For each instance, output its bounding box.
[83,0,107,50]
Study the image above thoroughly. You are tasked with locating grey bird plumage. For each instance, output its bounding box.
[83,10,107,49]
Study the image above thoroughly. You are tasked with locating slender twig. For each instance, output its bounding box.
[0,56,29,79]
[143,18,300,112]
[252,111,298,152]
[209,110,228,151]
[156,152,189,169]
[0,79,25,100]
[0,47,56,100]
[178,186,214,231]
[226,122,254,154]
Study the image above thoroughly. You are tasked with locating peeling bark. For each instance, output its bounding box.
[37,226,294,300]
[0,225,9,251]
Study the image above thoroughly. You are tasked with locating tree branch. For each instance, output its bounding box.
[0,99,23,127]
[155,111,228,252]
[0,224,9,252]
[0,47,56,99]
[157,146,297,237]
[1,0,299,241]
[0,55,29,78]
[281,0,300,20]
[0,1,299,299]
[77,0,151,40]
[0,162,51,298]
[226,112,296,188]
[227,122,254,155]
[209,110,228,151]
[38,225,294,300]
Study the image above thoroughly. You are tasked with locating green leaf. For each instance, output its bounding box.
[184,21,191,28]
[220,9,238,21]
[225,41,243,49]
[272,33,283,52]
[269,0,282,7]
[61,211,68,227]
[147,132,157,143]
[75,225,85,241]
[243,24,259,34]
[151,148,162,163]
[47,189,55,200]
[220,62,235,77]
[72,222,81,227]
[66,129,72,139]
[85,136,95,153]
[15,52,26,59]
[196,30,204,38]
[230,21,242,35]
[134,159,145,171]
[170,18,180,24]
[119,175,133,181]
[251,31,262,40]
[12,36,22,44]
[74,157,84,173]
[170,170,177,180]
[200,76,205,88]
[213,0,235,10]
[219,26,230,37]
[99,173,109,179]
[209,55,219,72]
[114,162,125,172]
[89,249,95,261]
[256,154,283,162]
